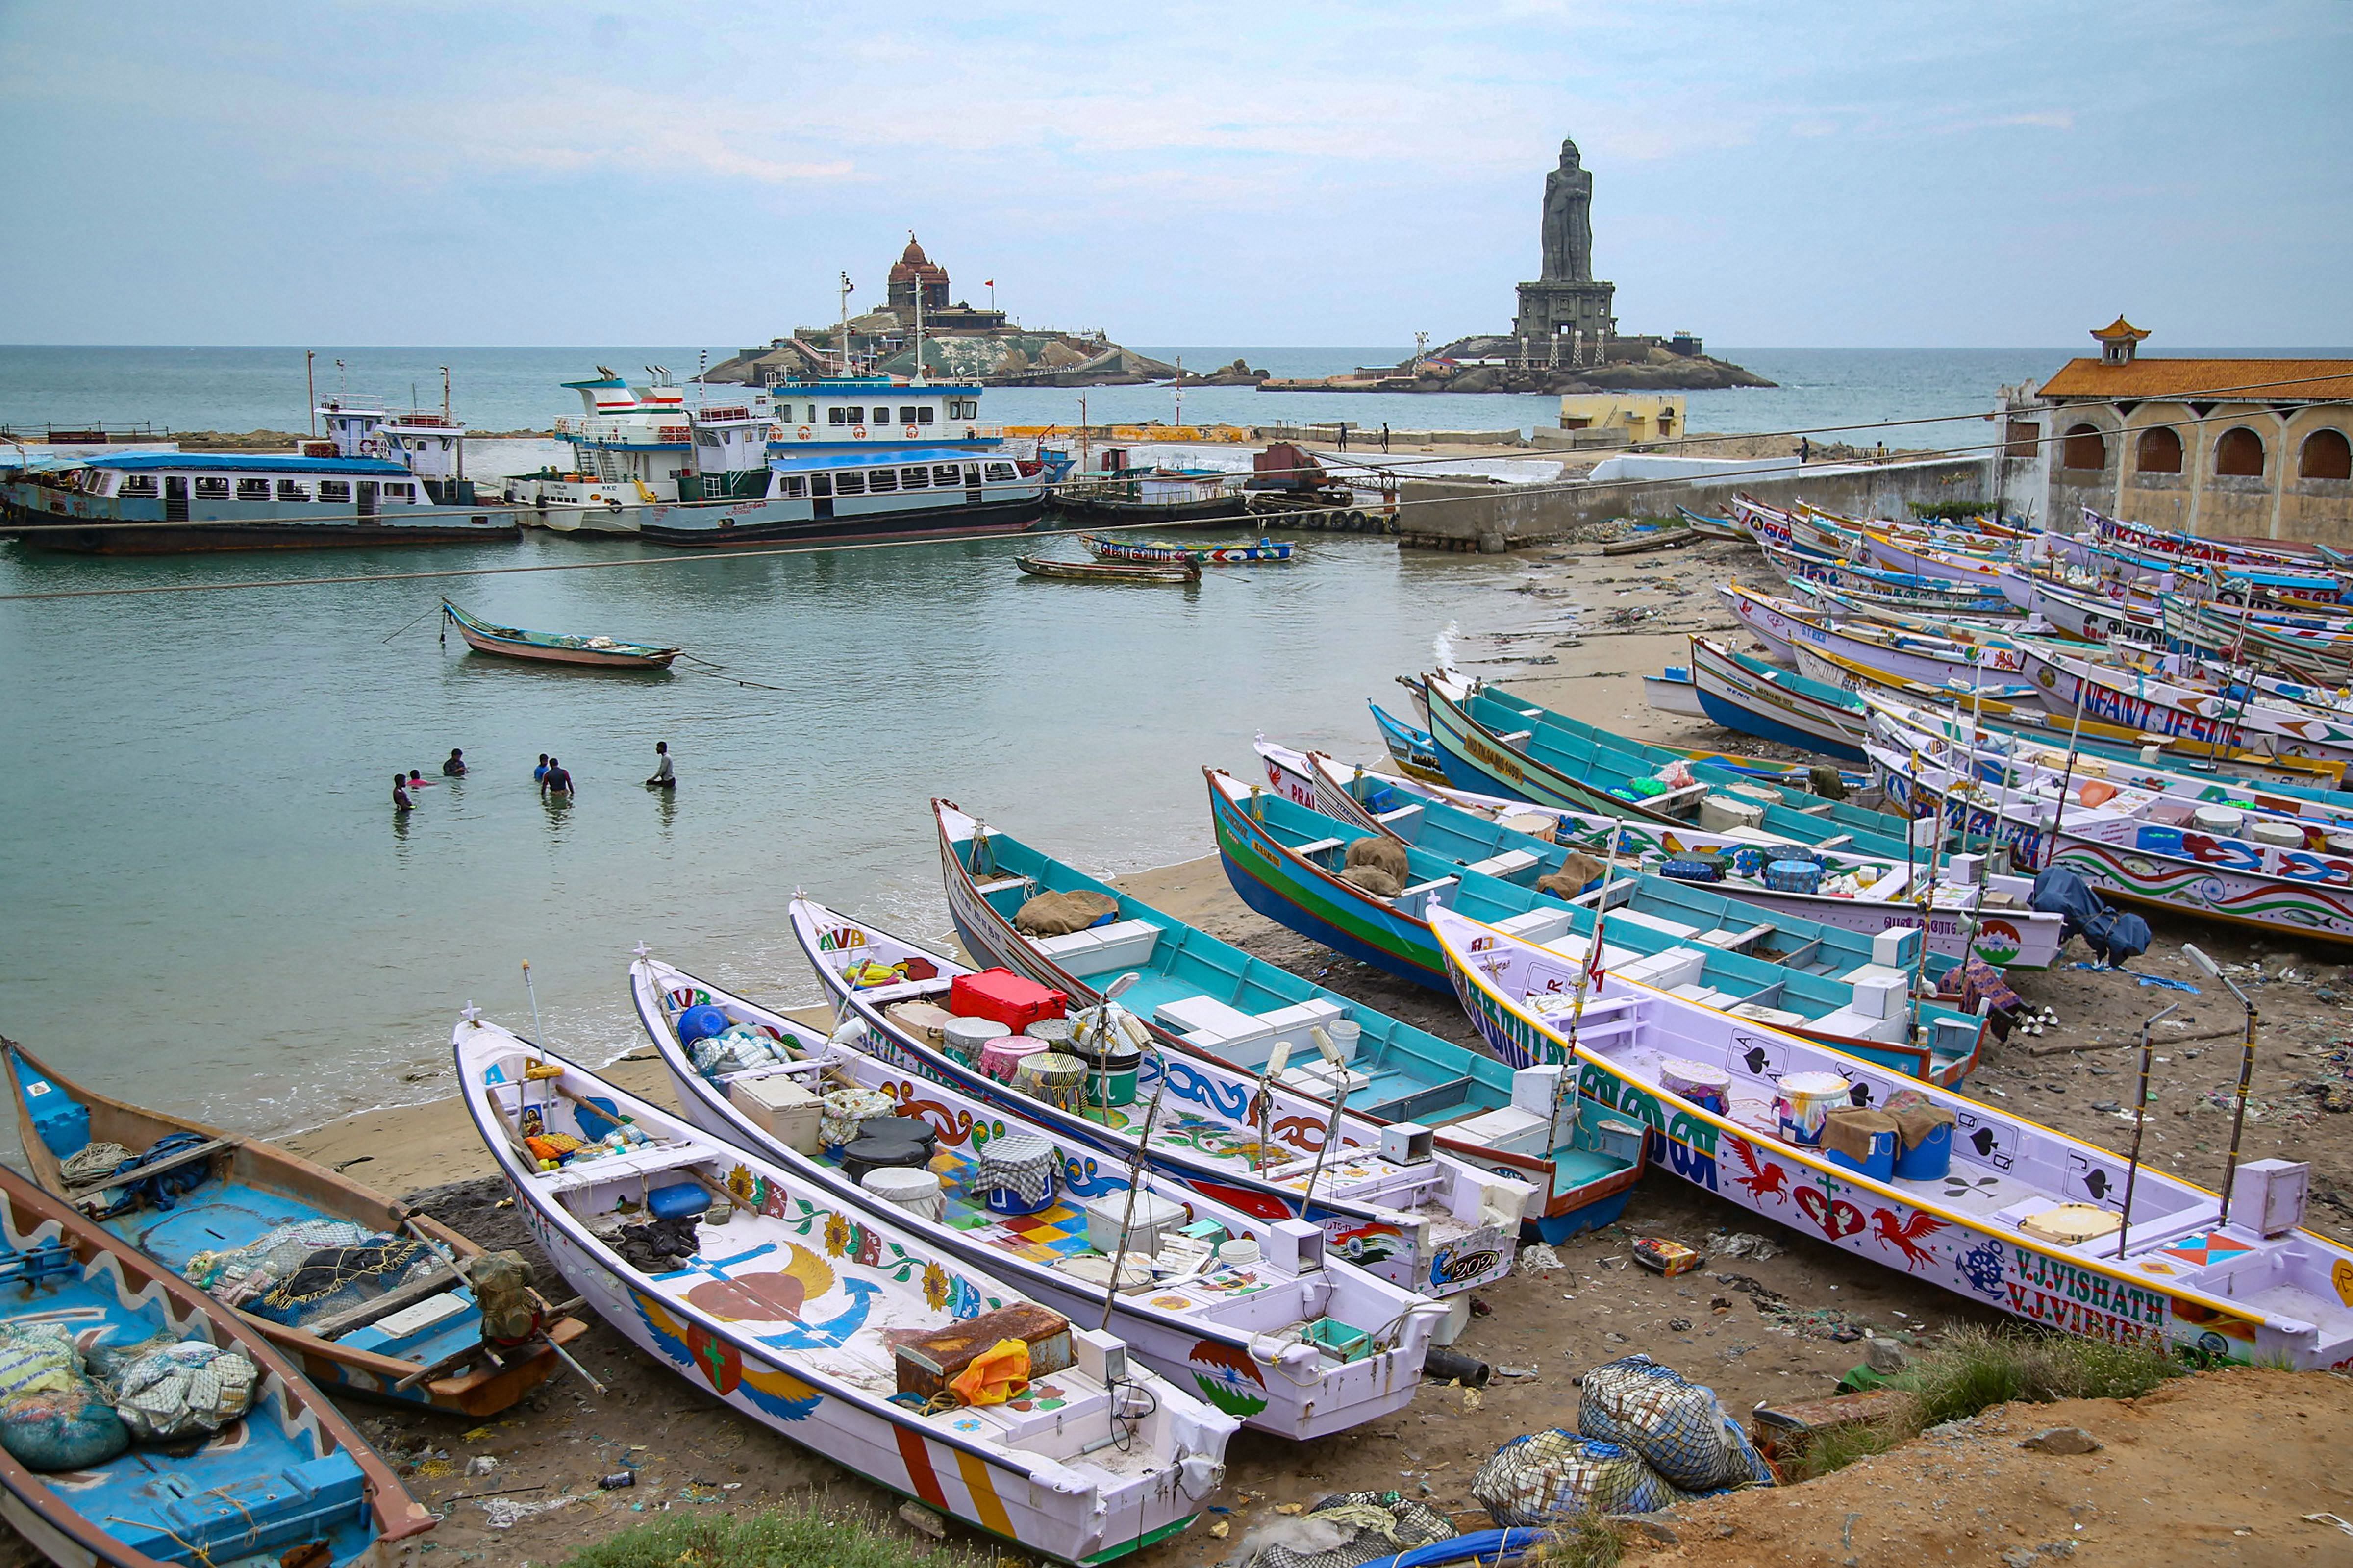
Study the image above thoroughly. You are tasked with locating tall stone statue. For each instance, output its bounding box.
[1539,138,1594,283]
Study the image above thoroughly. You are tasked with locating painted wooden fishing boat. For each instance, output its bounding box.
[454,1015,1231,1564]
[1080,534,1294,566]
[2024,647,2353,765]
[1675,507,1745,543]
[1761,540,2017,616]
[0,1160,433,1568]
[2082,506,2331,576]
[1871,743,2353,945]
[1015,553,1200,584]
[441,599,678,669]
[2160,594,2353,680]
[1689,635,1869,762]
[1258,742,2064,971]
[1420,675,1917,858]
[1857,530,2020,590]
[632,956,1459,1435]
[1642,662,1706,719]
[931,803,1645,1243]
[778,902,1526,1300]
[1993,571,2162,642]
[1722,585,2037,696]
[1207,769,1988,1083]
[1599,524,1705,557]
[1370,702,1451,783]
[3,1039,587,1418]
[1428,905,2353,1370]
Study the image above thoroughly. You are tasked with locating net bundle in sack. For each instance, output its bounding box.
[1244,1491,1454,1568]
[1471,1430,1681,1525]
[691,1023,787,1077]
[106,1342,257,1441]
[186,1219,373,1308]
[1578,1354,1775,1492]
[0,1324,129,1473]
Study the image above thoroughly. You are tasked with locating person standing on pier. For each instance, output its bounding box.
[645,741,675,790]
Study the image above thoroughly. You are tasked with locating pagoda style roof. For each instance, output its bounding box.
[2090,315,2150,343]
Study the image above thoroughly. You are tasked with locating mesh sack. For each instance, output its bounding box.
[0,1378,129,1471]
[822,1088,896,1149]
[1471,1430,1681,1525]
[1577,1354,1773,1492]
[249,1238,436,1330]
[108,1342,258,1441]
[1246,1491,1454,1568]
[0,1322,84,1400]
[692,1025,784,1077]
[186,1219,372,1305]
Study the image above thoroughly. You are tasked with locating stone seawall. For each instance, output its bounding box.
[1395,454,1991,551]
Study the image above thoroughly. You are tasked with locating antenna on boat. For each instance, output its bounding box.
[2116,998,2180,1257]
[837,273,855,377]
[522,959,548,1066]
[1557,814,1628,1135]
[2183,944,2259,1226]
[1093,971,1166,1331]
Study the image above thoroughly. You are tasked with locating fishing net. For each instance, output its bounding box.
[0,1379,129,1472]
[1241,1491,1453,1568]
[107,1342,257,1441]
[691,1024,787,1077]
[187,1220,374,1306]
[1577,1355,1775,1492]
[1471,1430,1681,1525]
[615,1216,702,1273]
[1014,890,1118,937]
[1339,865,1402,898]
[0,1322,84,1400]
[58,1142,135,1188]
[1344,836,1410,884]
[248,1237,437,1331]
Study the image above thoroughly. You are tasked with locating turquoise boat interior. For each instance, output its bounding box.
[0,1230,382,1565]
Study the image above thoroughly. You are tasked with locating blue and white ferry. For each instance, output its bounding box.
[638,375,1057,548]
[0,398,514,554]
[500,368,705,534]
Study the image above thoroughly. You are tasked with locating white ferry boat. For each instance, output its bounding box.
[638,375,1052,548]
[0,398,514,554]
[501,368,708,534]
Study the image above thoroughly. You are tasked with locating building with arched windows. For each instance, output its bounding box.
[1993,318,2353,541]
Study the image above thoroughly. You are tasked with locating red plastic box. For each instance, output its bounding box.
[950,968,1069,1032]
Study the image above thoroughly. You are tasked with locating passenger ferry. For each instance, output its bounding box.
[638,375,1056,548]
[0,397,514,554]
[500,368,707,534]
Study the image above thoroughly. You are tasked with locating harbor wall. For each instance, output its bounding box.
[1395,453,1992,551]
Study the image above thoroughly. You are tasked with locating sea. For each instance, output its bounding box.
[0,343,2085,1143]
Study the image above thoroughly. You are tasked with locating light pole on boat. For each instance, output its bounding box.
[2182,944,2259,1226]
[305,350,317,437]
[2115,998,2181,1258]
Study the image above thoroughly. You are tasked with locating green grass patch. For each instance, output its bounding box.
[1542,1512,1628,1568]
[558,1500,1008,1568]
[1783,1419,1902,1482]
[1905,499,1994,521]
[1905,1325,2183,1429]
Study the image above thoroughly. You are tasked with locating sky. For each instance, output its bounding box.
[1,1,2347,348]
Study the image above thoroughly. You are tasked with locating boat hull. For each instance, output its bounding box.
[639,493,1043,547]
[1689,639,1867,762]
[0,504,518,555]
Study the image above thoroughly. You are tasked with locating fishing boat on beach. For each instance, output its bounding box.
[631,955,1458,1436]
[0,1160,433,1567]
[1015,552,1200,584]
[442,599,680,670]
[779,906,1525,1301]
[1428,905,2353,1370]
[3,1039,589,1417]
[455,1015,1231,1564]
[1371,704,1451,783]
[1259,742,2065,971]
[1205,769,1989,1083]
[1081,535,1293,566]
[930,803,1645,1242]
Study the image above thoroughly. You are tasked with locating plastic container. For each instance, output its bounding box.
[1659,859,1724,884]
[977,1132,1060,1217]
[1023,1017,1076,1049]
[1730,846,1770,879]
[2248,820,2304,849]
[1893,1121,1953,1180]
[1658,1057,1731,1115]
[1082,1190,1186,1256]
[1217,1237,1261,1267]
[646,1182,712,1220]
[978,1036,1049,1084]
[1819,1108,1897,1181]
[1074,1040,1144,1108]
[676,1005,731,1045]
[1303,1317,1373,1363]
[950,969,1069,1033]
[2191,805,2245,837]
[1765,860,1824,895]
[842,1136,932,1186]
[1775,1071,1852,1146]
[861,1167,946,1223]
[942,1017,1003,1066]
[1016,1051,1089,1112]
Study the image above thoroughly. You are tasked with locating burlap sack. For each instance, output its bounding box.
[1343,836,1410,883]
[1014,890,1120,937]
[1340,865,1403,899]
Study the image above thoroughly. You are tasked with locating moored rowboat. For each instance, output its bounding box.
[442,599,679,668]
[1015,553,1200,584]
[1081,534,1294,565]
[454,1014,1232,1564]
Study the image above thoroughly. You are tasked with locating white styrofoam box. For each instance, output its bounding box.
[1277,1062,1374,1099]
[1265,1218,1326,1276]
[1082,1190,1187,1256]
[2230,1158,2309,1238]
[1871,926,1918,968]
[1071,1325,1128,1388]
[1669,983,1730,1008]
[1257,998,1345,1035]
[1697,795,1768,833]
[1155,994,1268,1044]
[1847,972,1907,1021]
[1729,1002,1807,1028]
[733,1071,824,1155]
[1379,1122,1435,1165]
[1810,1006,1897,1042]
[1609,907,1702,940]
[1493,907,1576,944]
[1463,848,1541,879]
[1395,877,1459,919]
[1448,1168,1534,1228]
[1448,1105,1552,1159]
[1053,918,1161,977]
[1621,946,1707,992]
[372,1291,472,1341]
[1509,1064,1564,1118]
[1291,836,1345,859]
[1034,928,1102,960]
[1945,852,1984,886]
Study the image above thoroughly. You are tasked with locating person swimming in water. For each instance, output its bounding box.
[646,741,675,790]
[442,748,467,777]
[393,772,413,811]
[534,753,550,783]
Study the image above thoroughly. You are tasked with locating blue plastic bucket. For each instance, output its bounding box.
[1894,1122,1953,1180]
[1823,1130,1896,1182]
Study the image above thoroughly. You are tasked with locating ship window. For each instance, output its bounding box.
[934,464,964,486]
[696,430,723,448]
[119,474,157,497]
[276,480,308,500]
[194,475,231,498]
[827,406,850,425]
[834,472,867,495]
[811,474,832,498]
[804,405,817,423]
[984,462,1017,482]
[915,406,936,423]
[901,466,930,489]
[780,475,807,498]
[318,480,351,502]
[869,468,897,492]
[384,482,415,500]
[236,478,272,500]
[898,406,920,424]
[948,398,980,420]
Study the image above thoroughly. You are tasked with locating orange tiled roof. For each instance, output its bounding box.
[2090,315,2149,342]
[2038,357,2353,402]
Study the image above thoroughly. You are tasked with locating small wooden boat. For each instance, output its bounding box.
[1429,904,2353,1370]
[632,955,1455,1437]
[1259,742,2065,971]
[1081,534,1294,566]
[1206,769,1989,1083]
[1599,524,1705,557]
[4,1038,589,1417]
[442,599,678,669]
[1642,662,1706,719]
[1014,552,1199,584]
[1370,703,1451,783]
[1675,506,1745,543]
[0,1160,433,1567]
[931,802,1645,1243]
[454,1015,1232,1564]
[1690,635,1870,762]
[776,906,1524,1303]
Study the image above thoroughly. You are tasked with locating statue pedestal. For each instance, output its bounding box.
[1513,279,1617,362]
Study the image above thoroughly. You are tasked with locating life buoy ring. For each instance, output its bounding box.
[797,426,812,441]
[605,498,623,514]
[851,426,868,440]
[903,424,918,439]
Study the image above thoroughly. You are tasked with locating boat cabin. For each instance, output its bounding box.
[71,451,435,516]
[763,375,988,448]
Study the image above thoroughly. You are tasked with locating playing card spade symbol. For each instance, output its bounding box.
[1796,1186,1866,1239]
[1969,1127,1999,1158]
[1849,1081,1875,1106]
[1742,1046,1770,1076]
[2081,1169,2112,1202]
